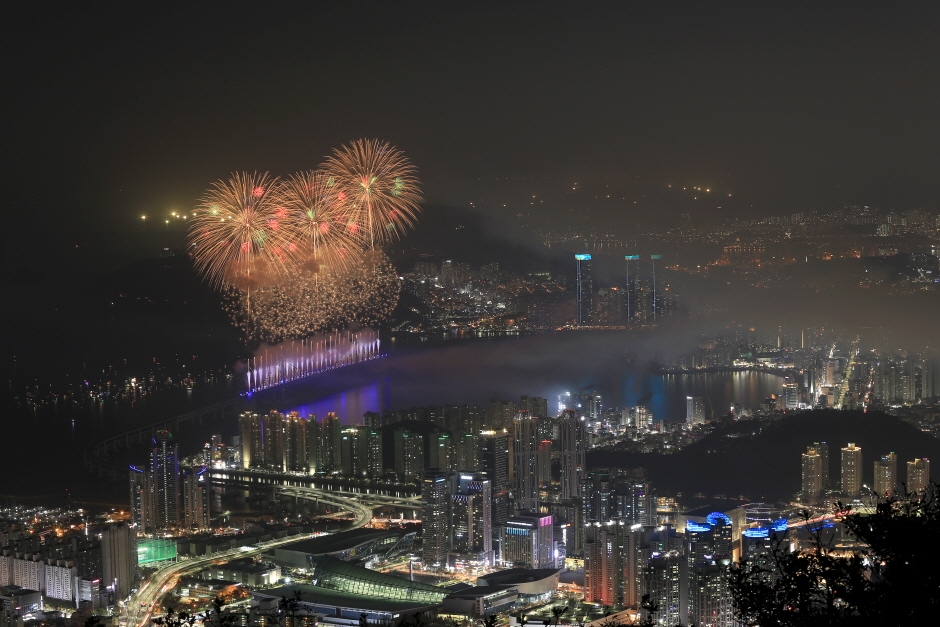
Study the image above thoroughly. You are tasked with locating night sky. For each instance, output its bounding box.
[7,3,940,267]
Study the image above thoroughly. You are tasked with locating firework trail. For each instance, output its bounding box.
[323,138,422,249]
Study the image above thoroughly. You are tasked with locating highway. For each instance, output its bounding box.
[125,487,377,627]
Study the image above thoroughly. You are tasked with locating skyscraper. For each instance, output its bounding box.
[907,458,930,495]
[239,411,263,469]
[686,396,705,426]
[559,410,587,501]
[802,446,823,501]
[421,472,451,568]
[181,469,210,530]
[841,443,862,497]
[575,254,593,325]
[101,523,136,602]
[129,466,155,533]
[394,428,425,478]
[262,411,286,471]
[512,411,540,512]
[811,442,830,490]
[283,412,308,473]
[320,412,343,474]
[451,473,493,566]
[873,452,897,499]
[480,430,511,527]
[585,519,643,607]
[151,430,179,528]
[502,513,553,568]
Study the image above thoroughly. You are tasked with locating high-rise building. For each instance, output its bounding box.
[394,428,425,479]
[811,442,830,490]
[283,412,308,473]
[686,512,734,627]
[151,430,179,528]
[686,396,705,426]
[365,428,384,477]
[873,452,898,499]
[559,410,587,501]
[262,411,285,471]
[802,446,823,501]
[537,440,552,488]
[320,412,343,474]
[907,458,931,495]
[480,431,511,527]
[484,400,516,430]
[239,412,263,469]
[689,560,734,627]
[575,254,593,325]
[129,467,155,533]
[100,523,136,602]
[520,395,549,418]
[841,443,862,497]
[502,513,553,568]
[451,473,493,566]
[585,519,643,607]
[644,552,685,627]
[619,479,654,526]
[512,412,540,512]
[421,472,451,569]
[429,431,454,471]
[584,469,613,523]
[181,469,210,530]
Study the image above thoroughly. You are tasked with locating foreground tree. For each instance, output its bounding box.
[729,483,940,626]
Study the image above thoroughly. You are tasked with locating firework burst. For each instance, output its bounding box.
[276,170,363,275]
[224,251,401,343]
[324,138,422,249]
[189,172,301,289]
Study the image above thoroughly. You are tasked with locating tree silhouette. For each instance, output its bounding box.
[730,483,940,626]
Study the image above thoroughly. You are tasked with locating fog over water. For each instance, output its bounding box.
[248,331,785,423]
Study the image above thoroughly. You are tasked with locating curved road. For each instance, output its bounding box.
[125,486,378,627]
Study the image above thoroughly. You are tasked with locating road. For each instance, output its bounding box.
[125,487,377,627]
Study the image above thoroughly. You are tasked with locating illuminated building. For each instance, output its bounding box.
[262,411,286,471]
[802,446,823,501]
[585,519,644,607]
[575,254,593,325]
[873,452,897,499]
[129,467,155,533]
[421,472,451,569]
[520,395,549,418]
[502,514,553,568]
[429,430,455,472]
[151,430,179,528]
[537,440,552,487]
[479,431,510,527]
[283,412,308,473]
[100,523,136,602]
[644,551,685,626]
[239,411,263,469]
[44,560,77,605]
[365,429,384,477]
[512,411,540,511]
[811,442,830,490]
[689,560,734,627]
[181,468,210,530]
[907,458,930,495]
[394,428,425,479]
[686,396,705,426]
[584,469,613,522]
[686,513,734,627]
[451,473,493,566]
[620,479,654,526]
[559,410,587,500]
[320,412,343,474]
[841,443,862,497]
